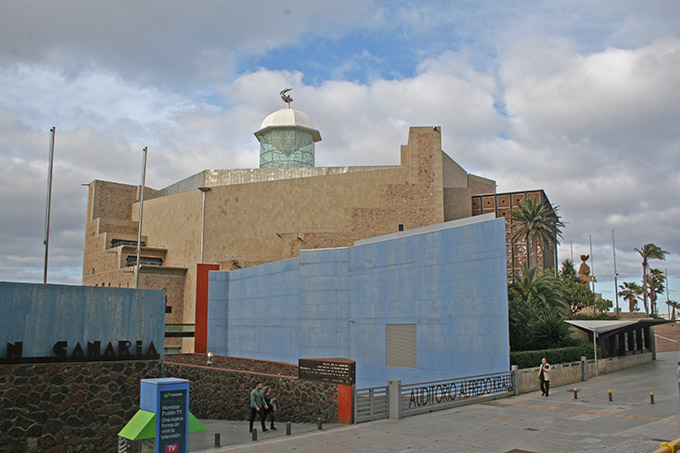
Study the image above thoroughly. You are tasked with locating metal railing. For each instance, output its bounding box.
[355,370,515,423]
[355,385,389,423]
[398,371,515,418]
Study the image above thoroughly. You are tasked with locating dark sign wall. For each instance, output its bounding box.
[298,358,356,385]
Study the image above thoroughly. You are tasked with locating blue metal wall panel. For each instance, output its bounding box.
[0,282,164,360]
[206,217,509,387]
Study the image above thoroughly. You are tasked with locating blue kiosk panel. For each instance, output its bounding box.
[141,378,189,453]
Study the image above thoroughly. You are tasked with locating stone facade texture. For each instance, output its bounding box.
[164,356,339,424]
[0,360,162,453]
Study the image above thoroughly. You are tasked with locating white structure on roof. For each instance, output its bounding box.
[254,105,322,168]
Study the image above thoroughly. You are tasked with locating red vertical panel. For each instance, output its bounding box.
[337,384,355,424]
[194,263,220,353]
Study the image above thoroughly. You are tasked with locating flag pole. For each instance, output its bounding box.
[43,127,56,284]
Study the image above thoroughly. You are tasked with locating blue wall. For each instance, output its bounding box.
[0,282,165,360]
[207,215,509,387]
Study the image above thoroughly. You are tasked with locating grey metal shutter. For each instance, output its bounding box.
[385,324,417,368]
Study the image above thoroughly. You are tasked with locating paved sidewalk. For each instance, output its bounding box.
[191,351,680,452]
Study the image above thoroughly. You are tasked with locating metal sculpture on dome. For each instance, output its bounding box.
[280,88,293,107]
[254,90,322,168]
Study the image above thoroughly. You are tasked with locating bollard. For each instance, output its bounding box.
[608,390,613,402]
[650,392,655,404]
[286,421,292,436]
[317,417,323,430]
[573,388,578,399]
[252,428,258,441]
[214,433,221,447]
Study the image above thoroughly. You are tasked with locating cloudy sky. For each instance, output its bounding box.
[1,1,678,310]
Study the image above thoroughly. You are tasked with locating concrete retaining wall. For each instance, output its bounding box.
[517,353,652,394]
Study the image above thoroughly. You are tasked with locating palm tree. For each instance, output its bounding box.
[618,281,642,313]
[510,197,565,269]
[508,265,569,350]
[646,268,666,316]
[509,265,567,314]
[634,244,668,316]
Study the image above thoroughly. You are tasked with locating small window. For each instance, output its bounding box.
[386,324,416,368]
[398,224,404,231]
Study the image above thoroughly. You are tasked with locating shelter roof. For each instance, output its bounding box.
[566,319,672,336]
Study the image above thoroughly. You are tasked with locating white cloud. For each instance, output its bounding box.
[1,1,679,297]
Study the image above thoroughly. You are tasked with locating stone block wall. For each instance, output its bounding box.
[164,359,339,423]
[0,360,162,453]
[516,353,652,394]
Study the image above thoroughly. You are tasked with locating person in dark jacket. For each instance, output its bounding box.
[262,386,278,430]
[249,382,269,433]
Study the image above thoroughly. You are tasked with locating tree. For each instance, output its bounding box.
[559,260,596,315]
[618,281,642,313]
[533,306,572,348]
[594,298,613,314]
[508,265,571,351]
[646,268,666,316]
[633,244,668,316]
[509,265,567,314]
[510,198,565,268]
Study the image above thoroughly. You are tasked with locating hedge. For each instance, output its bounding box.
[510,343,601,369]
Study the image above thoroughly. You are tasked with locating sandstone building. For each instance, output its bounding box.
[82,103,555,352]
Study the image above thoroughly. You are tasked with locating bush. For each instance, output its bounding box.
[510,343,600,369]
[572,313,620,320]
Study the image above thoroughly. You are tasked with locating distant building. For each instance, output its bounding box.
[82,101,554,352]
[472,190,558,277]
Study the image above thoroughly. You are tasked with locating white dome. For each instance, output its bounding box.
[255,108,321,142]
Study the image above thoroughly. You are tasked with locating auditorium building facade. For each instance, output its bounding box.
[82,102,554,352]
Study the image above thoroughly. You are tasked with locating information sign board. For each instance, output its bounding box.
[298,358,355,385]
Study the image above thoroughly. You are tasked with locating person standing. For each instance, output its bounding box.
[249,382,269,433]
[263,386,278,430]
[538,357,551,397]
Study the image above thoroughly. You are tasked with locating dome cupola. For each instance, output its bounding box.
[254,89,321,168]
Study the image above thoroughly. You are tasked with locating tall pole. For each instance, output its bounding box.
[593,330,598,376]
[666,268,671,318]
[612,230,619,315]
[589,235,595,293]
[43,127,56,284]
[570,241,573,263]
[135,147,148,288]
[199,187,211,263]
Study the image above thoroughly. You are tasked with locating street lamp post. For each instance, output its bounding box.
[612,230,619,315]
[198,187,211,263]
[135,147,148,288]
